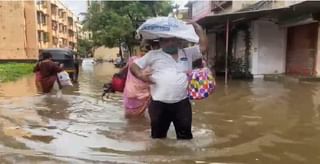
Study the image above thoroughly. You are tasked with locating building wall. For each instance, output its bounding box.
[207,33,216,69]
[284,0,305,7]
[24,1,38,59]
[251,20,287,76]
[315,25,320,76]
[94,47,119,61]
[191,1,212,21]
[0,1,38,60]
[232,0,288,11]
[234,31,246,59]
[232,1,257,11]
[0,0,80,60]
[189,0,304,23]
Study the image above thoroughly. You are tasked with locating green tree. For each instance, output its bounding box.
[84,1,173,55]
[77,39,94,57]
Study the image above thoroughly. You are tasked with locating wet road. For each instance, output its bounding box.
[0,59,320,163]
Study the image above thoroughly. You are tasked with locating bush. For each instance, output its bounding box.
[0,63,34,82]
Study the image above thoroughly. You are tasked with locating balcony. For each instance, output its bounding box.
[37,1,48,14]
[211,1,232,12]
[238,1,273,12]
[68,25,74,31]
[37,23,48,32]
[37,7,48,15]
[51,14,57,21]
[61,33,68,39]
[52,36,59,46]
[52,30,57,37]
[68,36,73,42]
[39,42,49,49]
[50,0,58,4]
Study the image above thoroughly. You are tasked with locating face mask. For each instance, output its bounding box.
[163,47,178,55]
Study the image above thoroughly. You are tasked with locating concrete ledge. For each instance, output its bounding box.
[263,74,285,81]
[0,59,37,63]
[263,74,320,83]
[299,77,320,82]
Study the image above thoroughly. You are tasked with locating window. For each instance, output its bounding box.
[63,25,67,33]
[68,17,73,26]
[51,5,57,15]
[60,11,66,19]
[62,39,67,46]
[37,12,47,25]
[52,37,58,45]
[63,12,66,19]
[37,11,41,25]
[41,14,47,25]
[44,32,49,43]
[58,9,63,18]
[69,30,74,37]
[38,31,43,42]
[37,0,47,8]
[42,1,47,8]
[52,21,57,31]
[59,23,63,32]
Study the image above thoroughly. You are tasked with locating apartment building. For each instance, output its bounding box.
[76,23,92,41]
[36,0,77,50]
[0,0,79,60]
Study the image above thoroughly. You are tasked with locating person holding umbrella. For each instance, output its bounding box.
[131,17,208,139]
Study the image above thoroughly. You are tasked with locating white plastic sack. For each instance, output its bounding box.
[57,71,73,87]
[137,17,199,43]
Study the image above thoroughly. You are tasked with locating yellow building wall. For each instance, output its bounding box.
[0,1,38,60]
[24,1,38,59]
[94,47,119,60]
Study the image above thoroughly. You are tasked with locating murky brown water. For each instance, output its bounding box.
[0,59,320,163]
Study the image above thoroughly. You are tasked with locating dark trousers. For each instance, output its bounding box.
[148,98,193,139]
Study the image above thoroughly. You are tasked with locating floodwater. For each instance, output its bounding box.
[0,59,320,163]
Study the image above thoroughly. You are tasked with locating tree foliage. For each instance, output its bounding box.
[84,1,173,51]
[77,39,94,57]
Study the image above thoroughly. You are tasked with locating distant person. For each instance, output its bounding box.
[34,52,64,93]
[114,53,125,68]
[74,55,80,83]
[115,54,122,64]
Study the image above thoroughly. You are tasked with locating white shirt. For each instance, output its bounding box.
[135,45,202,103]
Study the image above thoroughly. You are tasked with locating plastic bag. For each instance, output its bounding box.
[137,17,199,43]
[188,66,215,100]
[57,71,73,87]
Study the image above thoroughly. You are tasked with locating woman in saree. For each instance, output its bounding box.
[123,41,158,118]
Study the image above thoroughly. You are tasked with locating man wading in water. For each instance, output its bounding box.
[131,22,208,139]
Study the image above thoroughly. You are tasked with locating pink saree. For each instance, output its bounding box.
[123,56,151,118]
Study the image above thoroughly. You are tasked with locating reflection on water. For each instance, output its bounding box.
[0,60,320,163]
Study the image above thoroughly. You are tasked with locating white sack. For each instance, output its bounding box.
[137,17,199,43]
[57,71,73,87]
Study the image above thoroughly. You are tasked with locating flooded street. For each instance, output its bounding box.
[1,59,320,163]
